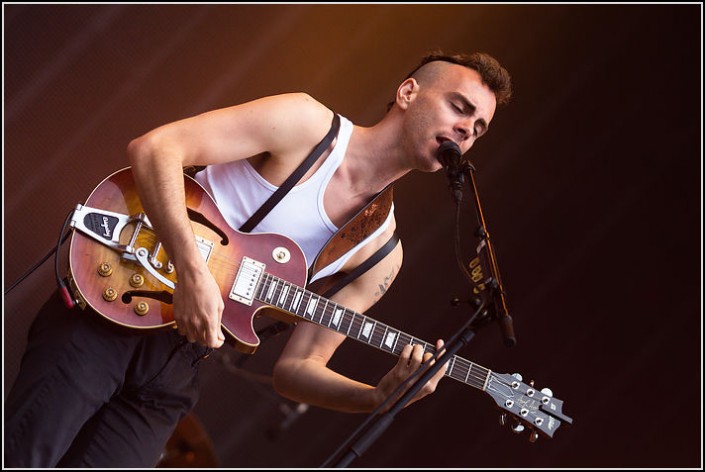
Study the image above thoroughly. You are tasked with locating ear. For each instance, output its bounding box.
[395,78,419,110]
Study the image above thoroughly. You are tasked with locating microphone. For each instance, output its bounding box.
[437,140,462,169]
[436,141,465,203]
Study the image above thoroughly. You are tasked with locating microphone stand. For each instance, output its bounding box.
[323,298,488,468]
[459,160,516,347]
[323,158,513,468]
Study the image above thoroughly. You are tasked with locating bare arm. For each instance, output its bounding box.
[127,93,334,347]
[272,230,447,413]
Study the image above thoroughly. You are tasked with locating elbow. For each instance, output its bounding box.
[126,128,179,170]
[126,133,151,169]
[271,358,297,400]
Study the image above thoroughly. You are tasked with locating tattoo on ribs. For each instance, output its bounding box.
[374,266,398,298]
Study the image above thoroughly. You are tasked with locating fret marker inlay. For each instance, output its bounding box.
[292,291,302,311]
[305,297,318,316]
[278,285,289,305]
[332,308,343,327]
[266,280,276,301]
[384,332,397,349]
[361,322,373,339]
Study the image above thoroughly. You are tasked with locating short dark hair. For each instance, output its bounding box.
[387,51,513,110]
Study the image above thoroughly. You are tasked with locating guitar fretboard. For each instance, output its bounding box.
[256,273,491,391]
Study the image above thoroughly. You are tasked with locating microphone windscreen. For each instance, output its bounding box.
[437,141,461,167]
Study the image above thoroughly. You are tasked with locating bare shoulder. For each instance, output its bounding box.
[263,92,331,118]
[129,91,336,167]
[247,92,335,147]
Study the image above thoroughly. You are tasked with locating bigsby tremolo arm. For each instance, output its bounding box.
[70,203,151,260]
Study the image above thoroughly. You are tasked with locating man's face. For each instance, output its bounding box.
[401,62,497,171]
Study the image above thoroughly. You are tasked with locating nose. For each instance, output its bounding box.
[454,120,475,146]
[454,123,468,139]
[455,118,475,140]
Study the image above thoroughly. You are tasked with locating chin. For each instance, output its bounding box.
[427,160,444,173]
[418,164,442,174]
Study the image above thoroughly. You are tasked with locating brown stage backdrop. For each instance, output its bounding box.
[4,4,701,468]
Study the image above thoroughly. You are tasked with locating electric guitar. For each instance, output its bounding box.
[67,167,573,441]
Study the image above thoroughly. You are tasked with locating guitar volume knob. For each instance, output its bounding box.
[97,262,113,277]
[134,301,149,316]
[129,273,145,288]
[102,287,118,302]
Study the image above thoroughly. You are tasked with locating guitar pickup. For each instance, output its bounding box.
[230,257,265,306]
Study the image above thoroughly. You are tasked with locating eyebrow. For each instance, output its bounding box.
[451,92,489,136]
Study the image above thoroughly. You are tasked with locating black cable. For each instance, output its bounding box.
[4,210,74,296]
[453,198,476,285]
[54,209,77,308]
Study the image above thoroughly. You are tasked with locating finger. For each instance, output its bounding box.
[175,310,191,338]
[215,330,225,347]
[187,317,203,344]
[205,324,225,348]
[433,339,449,376]
[436,338,445,354]
[398,343,413,364]
[409,344,425,368]
[215,302,225,346]
[422,349,434,363]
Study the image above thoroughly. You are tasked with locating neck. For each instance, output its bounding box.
[344,118,414,196]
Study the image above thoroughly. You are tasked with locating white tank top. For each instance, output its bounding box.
[195,114,394,283]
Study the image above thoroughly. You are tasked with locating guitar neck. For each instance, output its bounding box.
[256,272,491,392]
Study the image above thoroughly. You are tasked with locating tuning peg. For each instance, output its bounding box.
[511,373,523,381]
[499,413,507,426]
[540,387,553,397]
[511,422,525,434]
[528,430,540,443]
[529,379,535,387]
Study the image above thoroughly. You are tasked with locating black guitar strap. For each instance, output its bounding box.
[320,231,399,299]
[193,112,396,299]
[238,114,341,233]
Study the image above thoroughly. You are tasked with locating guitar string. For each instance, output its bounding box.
[259,271,491,389]
[124,246,555,429]
[258,271,491,390]
[136,248,491,389]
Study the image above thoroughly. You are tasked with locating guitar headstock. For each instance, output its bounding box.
[485,372,573,441]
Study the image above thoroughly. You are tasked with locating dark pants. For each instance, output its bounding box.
[4,290,211,468]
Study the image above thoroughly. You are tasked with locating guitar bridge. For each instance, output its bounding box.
[230,257,265,306]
